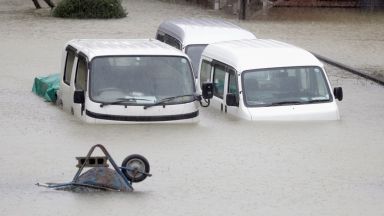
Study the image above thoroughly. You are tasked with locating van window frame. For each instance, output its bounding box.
[241,66,333,107]
[212,62,227,99]
[156,30,165,42]
[63,46,76,86]
[87,55,195,105]
[227,68,239,95]
[74,53,88,91]
[199,59,213,88]
[163,34,182,50]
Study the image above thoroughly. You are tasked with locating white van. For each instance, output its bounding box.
[56,39,211,123]
[197,39,343,121]
[156,18,256,77]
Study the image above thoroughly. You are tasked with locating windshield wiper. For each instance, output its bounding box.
[143,94,197,110]
[267,101,304,106]
[100,97,151,108]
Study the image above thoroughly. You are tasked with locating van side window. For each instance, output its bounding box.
[228,69,238,94]
[213,64,225,99]
[63,49,75,85]
[164,35,181,50]
[156,31,165,42]
[75,56,88,91]
[312,68,328,96]
[200,60,212,88]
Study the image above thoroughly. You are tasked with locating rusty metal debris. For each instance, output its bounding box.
[36,144,151,192]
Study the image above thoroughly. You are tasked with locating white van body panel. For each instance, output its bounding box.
[57,49,72,113]
[236,100,340,121]
[157,18,256,47]
[202,39,323,72]
[157,18,257,77]
[67,39,189,60]
[58,39,199,124]
[198,39,341,121]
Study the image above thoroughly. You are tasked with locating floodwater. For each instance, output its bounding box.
[0,0,383,215]
[241,6,384,80]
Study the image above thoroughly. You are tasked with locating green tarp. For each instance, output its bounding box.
[32,73,60,102]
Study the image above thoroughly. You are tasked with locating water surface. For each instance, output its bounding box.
[0,0,383,215]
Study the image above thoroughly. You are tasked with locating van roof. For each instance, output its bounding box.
[66,39,188,60]
[157,18,256,47]
[202,39,323,72]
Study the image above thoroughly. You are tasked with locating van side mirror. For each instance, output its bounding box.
[74,90,85,104]
[226,93,239,106]
[202,82,213,99]
[333,87,343,101]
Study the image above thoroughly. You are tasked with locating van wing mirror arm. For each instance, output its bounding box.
[199,97,210,107]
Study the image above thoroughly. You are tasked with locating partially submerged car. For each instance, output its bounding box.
[56,39,211,123]
[156,18,256,77]
[197,39,343,121]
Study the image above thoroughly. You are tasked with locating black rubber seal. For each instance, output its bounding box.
[85,110,199,122]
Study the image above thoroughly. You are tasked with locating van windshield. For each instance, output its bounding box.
[90,56,195,105]
[242,66,331,107]
[185,44,207,78]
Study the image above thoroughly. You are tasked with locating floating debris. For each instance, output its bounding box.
[37,144,151,192]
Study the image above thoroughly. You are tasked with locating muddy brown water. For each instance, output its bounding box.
[0,0,383,215]
[240,7,384,80]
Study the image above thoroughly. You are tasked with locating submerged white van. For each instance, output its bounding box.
[56,39,210,123]
[198,39,343,121]
[156,18,256,77]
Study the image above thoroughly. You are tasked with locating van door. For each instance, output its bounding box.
[211,62,227,111]
[225,68,240,116]
[199,59,213,89]
[60,46,76,112]
[72,55,88,120]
